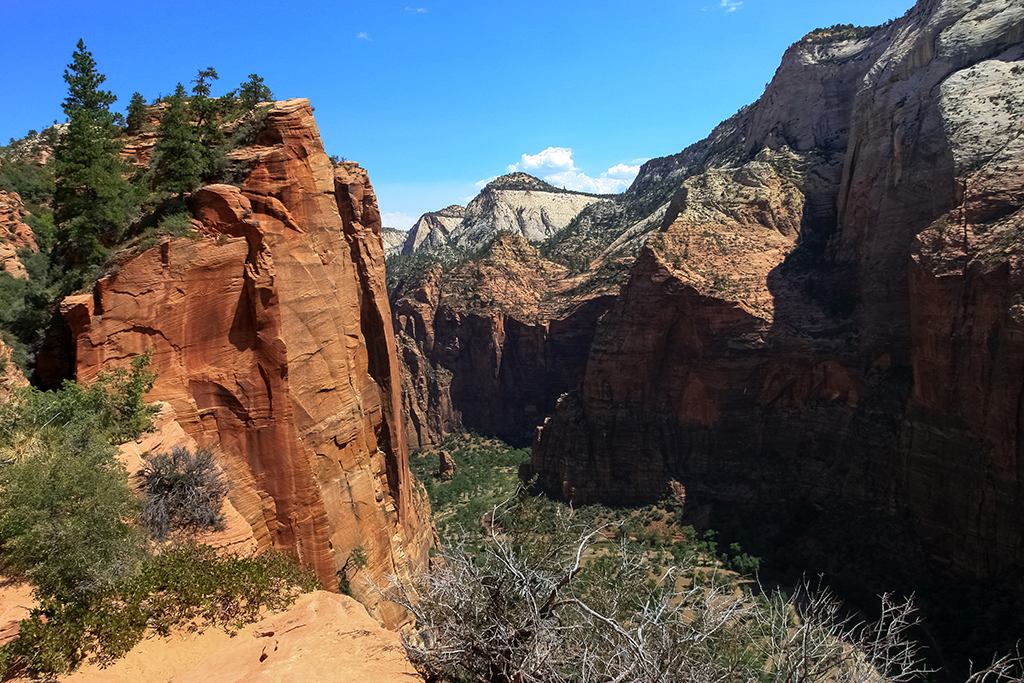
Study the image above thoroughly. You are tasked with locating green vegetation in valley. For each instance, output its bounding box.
[409,432,760,584]
[410,433,531,540]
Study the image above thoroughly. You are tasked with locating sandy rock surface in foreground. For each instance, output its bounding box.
[62,591,421,683]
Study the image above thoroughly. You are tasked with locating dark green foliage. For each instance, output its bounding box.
[129,543,321,635]
[190,67,219,98]
[141,447,228,540]
[0,396,146,606]
[152,83,204,195]
[124,91,147,132]
[189,68,232,178]
[95,349,159,444]
[238,73,274,112]
[0,255,57,373]
[0,351,320,677]
[0,151,54,206]
[52,40,140,272]
[386,249,446,296]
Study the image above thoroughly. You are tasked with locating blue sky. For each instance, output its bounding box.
[1,0,911,230]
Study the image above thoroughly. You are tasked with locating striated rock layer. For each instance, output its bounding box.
[528,0,1024,604]
[62,100,432,625]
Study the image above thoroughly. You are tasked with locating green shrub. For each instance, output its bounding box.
[0,543,321,676]
[157,211,194,237]
[141,446,228,540]
[0,418,146,606]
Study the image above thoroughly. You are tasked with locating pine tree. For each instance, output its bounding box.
[125,92,147,133]
[239,73,274,113]
[52,40,139,274]
[152,83,203,196]
[189,67,227,177]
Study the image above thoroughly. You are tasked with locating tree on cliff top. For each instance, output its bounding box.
[239,73,274,113]
[152,83,203,196]
[52,40,139,278]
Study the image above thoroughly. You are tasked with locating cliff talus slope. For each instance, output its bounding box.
[62,100,431,624]
[528,0,1024,601]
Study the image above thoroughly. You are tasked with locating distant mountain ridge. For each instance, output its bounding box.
[400,172,607,255]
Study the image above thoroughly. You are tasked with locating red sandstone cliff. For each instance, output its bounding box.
[526,0,1024,603]
[0,189,38,279]
[62,99,432,625]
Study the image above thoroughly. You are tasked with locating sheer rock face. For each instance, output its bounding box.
[0,190,38,279]
[62,100,432,625]
[393,235,615,448]
[528,0,1024,596]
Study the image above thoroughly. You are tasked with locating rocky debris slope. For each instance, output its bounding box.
[61,99,432,625]
[0,189,38,279]
[63,591,421,683]
[402,174,606,255]
[526,0,1024,603]
[393,233,615,447]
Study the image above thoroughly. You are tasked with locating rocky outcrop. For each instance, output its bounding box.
[0,190,38,279]
[62,99,432,625]
[527,0,1024,605]
[0,337,28,403]
[401,174,605,255]
[393,234,615,447]
[381,227,408,257]
[401,205,465,254]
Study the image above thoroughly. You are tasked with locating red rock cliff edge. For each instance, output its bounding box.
[61,99,432,625]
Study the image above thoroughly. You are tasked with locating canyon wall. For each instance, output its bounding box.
[393,234,615,448]
[62,100,432,625]
[527,0,1024,599]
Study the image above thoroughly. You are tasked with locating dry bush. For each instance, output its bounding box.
[381,494,974,683]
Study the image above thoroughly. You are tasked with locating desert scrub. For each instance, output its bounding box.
[141,446,229,540]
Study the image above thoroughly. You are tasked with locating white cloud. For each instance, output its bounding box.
[509,146,576,175]
[404,6,427,12]
[720,0,741,12]
[382,211,416,230]
[506,147,640,194]
[474,175,497,189]
[356,31,372,40]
